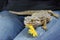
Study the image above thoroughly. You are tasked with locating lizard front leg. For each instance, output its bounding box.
[42,19,47,31]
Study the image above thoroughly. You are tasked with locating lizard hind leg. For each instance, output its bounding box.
[48,10,59,18]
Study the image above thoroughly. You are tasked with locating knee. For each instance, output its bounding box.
[0,11,24,40]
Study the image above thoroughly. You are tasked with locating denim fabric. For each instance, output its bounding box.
[14,11,60,40]
[0,11,24,40]
[38,17,60,40]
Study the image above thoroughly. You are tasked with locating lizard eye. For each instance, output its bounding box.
[41,20,43,22]
[31,19,34,22]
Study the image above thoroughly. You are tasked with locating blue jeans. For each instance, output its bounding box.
[0,11,24,40]
[14,11,60,40]
[0,11,60,40]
